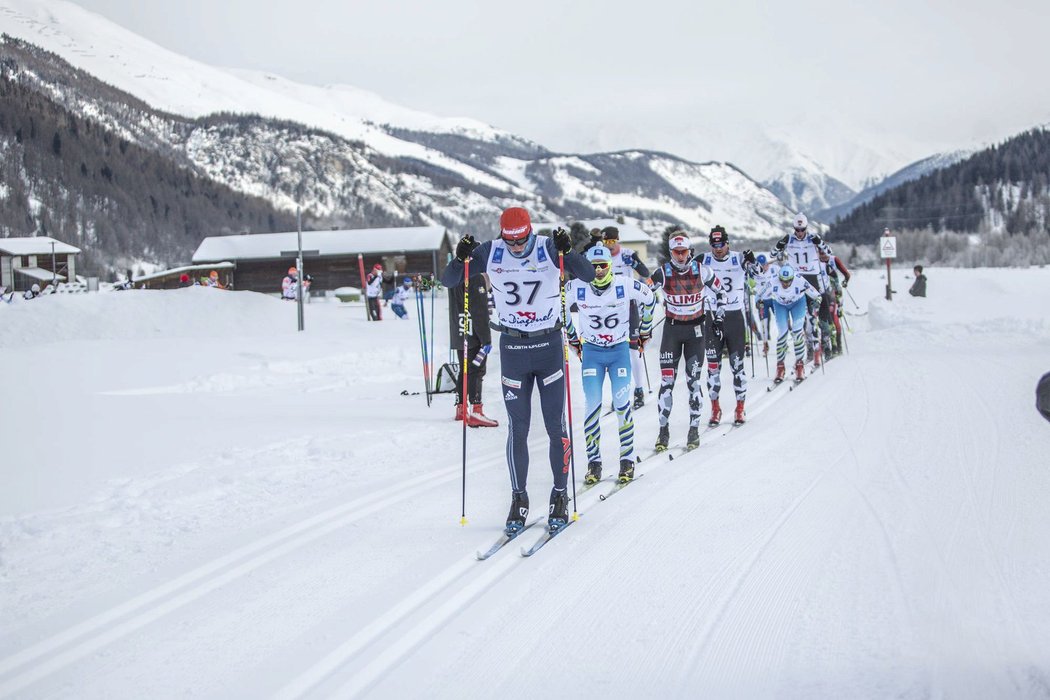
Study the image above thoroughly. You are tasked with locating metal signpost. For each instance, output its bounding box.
[880,228,897,301]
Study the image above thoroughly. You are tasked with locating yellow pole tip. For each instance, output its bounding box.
[460,517,468,527]
[572,512,580,522]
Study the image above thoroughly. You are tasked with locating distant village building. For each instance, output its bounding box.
[192,226,454,293]
[0,236,81,292]
[532,219,654,268]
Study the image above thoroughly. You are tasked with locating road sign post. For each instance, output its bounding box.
[880,229,897,301]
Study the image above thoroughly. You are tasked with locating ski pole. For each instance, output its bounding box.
[429,279,436,396]
[419,279,433,406]
[460,258,471,526]
[817,321,826,375]
[415,283,430,401]
[847,288,861,310]
[640,345,652,394]
[745,285,756,378]
[559,252,580,522]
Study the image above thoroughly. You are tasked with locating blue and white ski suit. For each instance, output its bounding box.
[565,278,655,465]
[768,276,822,364]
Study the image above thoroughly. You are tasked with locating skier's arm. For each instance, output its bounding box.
[441,240,493,288]
[632,281,656,335]
[803,279,822,302]
[549,238,596,282]
[811,234,832,257]
[628,253,651,279]
[834,256,851,285]
[702,268,728,319]
[769,234,789,260]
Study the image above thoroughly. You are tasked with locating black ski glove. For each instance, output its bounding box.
[638,331,652,350]
[568,338,582,359]
[712,321,724,343]
[553,227,572,254]
[842,278,850,288]
[455,234,477,262]
[743,249,756,265]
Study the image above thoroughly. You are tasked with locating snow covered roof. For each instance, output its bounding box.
[193,227,451,263]
[14,267,66,282]
[531,219,651,246]
[0,237,82,256]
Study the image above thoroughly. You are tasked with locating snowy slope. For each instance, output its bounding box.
[1,268,1049,698]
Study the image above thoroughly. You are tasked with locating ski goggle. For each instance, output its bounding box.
[711,241,727,249]
[670,247,690,257]
[592,261,611,271]
[501,234,529,248]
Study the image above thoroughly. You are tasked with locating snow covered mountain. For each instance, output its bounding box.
[0,0,797,271]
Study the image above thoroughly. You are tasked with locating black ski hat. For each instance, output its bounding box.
[709,225,728,246]
[601,226,620,240]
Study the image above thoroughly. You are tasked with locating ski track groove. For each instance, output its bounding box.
[0,424,554,696]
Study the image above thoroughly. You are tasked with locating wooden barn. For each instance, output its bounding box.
[0,236,81,292]
[191,226,454,293]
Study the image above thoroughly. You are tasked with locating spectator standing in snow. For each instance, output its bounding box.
[204,270,225,289]
[446,271,498,428]
[23,283,40,300]
[179,273,192,288]
[909,265,927,297]
[366,263,384,320]
[282,266,310,300]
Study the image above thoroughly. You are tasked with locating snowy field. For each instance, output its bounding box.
[2,268,1050,698]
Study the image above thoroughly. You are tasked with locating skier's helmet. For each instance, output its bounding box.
[402,277,413,286]
[793,213,808,237]
[668,233,691,253]
[31,283,40,293]
[709,226,729,247]
[756,253,768,266]
[372,263,382,271]
[587,244,614,287]
[499,206,535,259]
[778,264,796,283]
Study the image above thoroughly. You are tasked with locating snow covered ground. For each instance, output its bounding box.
[1,268,1049,698]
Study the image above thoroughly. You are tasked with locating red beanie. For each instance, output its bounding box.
[499,207,532,240]
[179,273,190,282]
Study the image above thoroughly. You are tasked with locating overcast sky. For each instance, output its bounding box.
[71,0,1050,175]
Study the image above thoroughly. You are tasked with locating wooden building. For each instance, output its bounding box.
[0,236,81,292]
[192,226,453,293]
[134,262,236,290]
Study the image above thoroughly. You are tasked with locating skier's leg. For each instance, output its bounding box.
[466,336,484,405]
[789,300,807,362]
[607,343,635,462]
[704,318,723,401]
[684,333,705,429]
[500,336,536,492]
[580,346,605,464]
[534,333,570,492]
[773,303,791,363]
[725,310,748,401]
[628,303,645,393]
[657,324,681,427]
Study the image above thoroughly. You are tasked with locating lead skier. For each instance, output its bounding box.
[441,207,593,535]
[770,213,832,362]
[565,244,655,485]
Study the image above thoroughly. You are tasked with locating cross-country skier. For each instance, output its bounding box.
[699,226,757,426]
[753,254,776,357]
[389,277,412,319]
[565,244,655,485]
[770,213,833,364]
[441,207,593,535]
[650,233,727,451]
[768,264,823,383]
[582,226,653,409]
[447,271,498,427]
[365,263,384,320]
[819,251,851,357]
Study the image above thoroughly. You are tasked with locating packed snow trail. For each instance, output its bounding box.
[1,269,1049,698]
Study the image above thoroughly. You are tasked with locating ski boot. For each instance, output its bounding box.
[655,425,670,452]
[734,400,746,426]
[795,359,806,382]
[687,426,700,449]
[584,461,602,485]
[774,361,786,384]
[548,488,569,533]
[618,459,635,484]
[633,388,645,410]
[454,403,467,422]
[708,399,721,427]
[505,491,529,536]
[467,404,499,428]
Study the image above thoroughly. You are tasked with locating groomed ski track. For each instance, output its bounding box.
[1,269,1049,698]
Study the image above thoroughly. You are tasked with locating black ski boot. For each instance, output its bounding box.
[505,491,529,535]
[633,388,645,410]
[618,459,635,483]
[687,426,700,449]
[584,461,602,485]
[548,488,569,533]
[655,425,670,452]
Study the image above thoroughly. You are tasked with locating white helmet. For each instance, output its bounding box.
[31,283,40,293]
[668,233,692,252]
[794,213,808,231]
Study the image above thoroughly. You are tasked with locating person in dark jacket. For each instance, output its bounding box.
[448,272,498,427]
[909,265,927,297]
[1037,372,1050,423]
